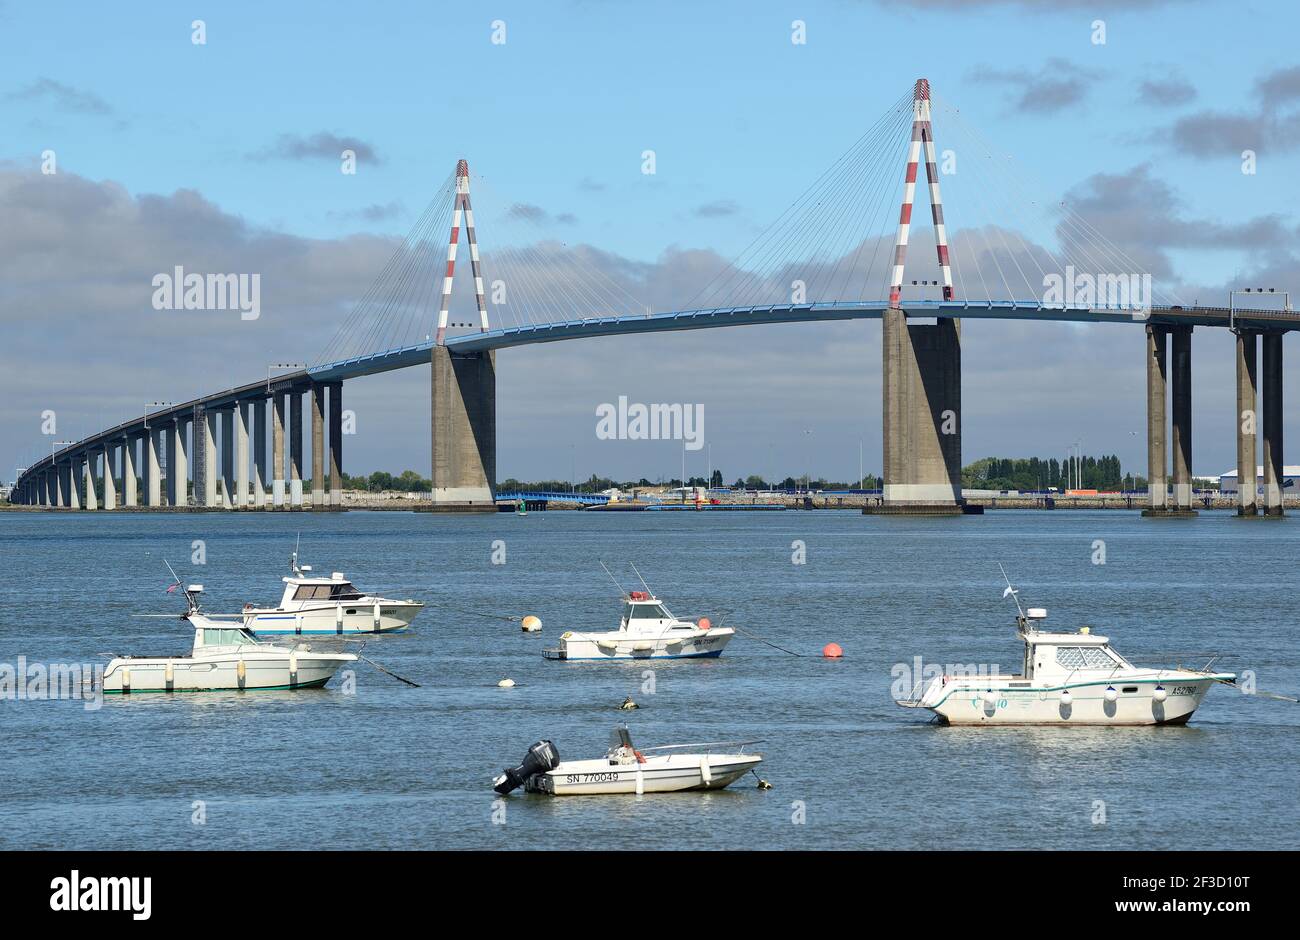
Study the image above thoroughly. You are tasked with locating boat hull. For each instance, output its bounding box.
[526,754,762,795]
[543,629,733,661]
[243,603,421,635]
[923,676,1222,726]
[99,653,355,693]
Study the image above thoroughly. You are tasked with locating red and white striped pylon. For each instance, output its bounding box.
[888,78,954,309]
[434,159,490,345]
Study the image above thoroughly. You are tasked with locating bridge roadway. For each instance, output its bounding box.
[12,299,1300,513]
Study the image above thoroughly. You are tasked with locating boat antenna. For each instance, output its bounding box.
[599,560,628,599]
[629,562,654,597]
[163,558,199,613]
[998,562,1025,619]
[291,532,301,574]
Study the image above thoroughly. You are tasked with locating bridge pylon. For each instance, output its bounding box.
[434,159,489,346]
[870,79,966,515]
[429,158,496,510]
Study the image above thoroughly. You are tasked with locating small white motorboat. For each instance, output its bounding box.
[100,583,357,694]
[493,728,764,796]
[241,548,423,636]
[543,574,733,661]
[895,575,1236,726]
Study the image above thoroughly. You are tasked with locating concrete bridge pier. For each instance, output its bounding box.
[145,427,162,506]
[430,347,497,509]
[870,311,964,514]
[289,391,304,507]
[83,452,98,510]
[328,382,343,508]
[1141,324,1197,517]
[219,409,234,508]
[273,391,287,507]
[1170,326,1195,512]
[252,399,267,508]
[194,406,216,508]
[1236,330,1259,517]
[234,402,250,509]
[67,457,82,509]
[101,442,117,510]
[1144,325,1169,512]
[311,384,326,509]
[168,418,189,508]
[1262,332,1285,517]
[122,434,138,508]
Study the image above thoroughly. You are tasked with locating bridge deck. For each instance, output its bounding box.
[15,299,1299,482]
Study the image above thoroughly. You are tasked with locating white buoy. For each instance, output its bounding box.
[1059,689,1072,706]
[1153,685,1168,703]
[982,689,998,706]
[1104,685,1118,703]
[520,615,542,633]
[497,678,515,688]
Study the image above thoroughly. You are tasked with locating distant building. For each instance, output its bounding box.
[1217,466,1300,495]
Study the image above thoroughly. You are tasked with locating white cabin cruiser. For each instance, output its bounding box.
[241,553,423,636]
[543,590,733,661]
[896,587,1235,726]
[100,584,356,693]
[493,728,763,796]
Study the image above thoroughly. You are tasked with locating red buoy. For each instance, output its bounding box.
[822,642,843,658]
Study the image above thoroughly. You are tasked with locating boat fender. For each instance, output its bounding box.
[1104,685,1118,703]
[237,659,246,689]
[165,661,174,692]
[635,765,644,796]
[289,651,298,686]
[1153,685,1167,703]
[1059,689,1072,706]
[122,668,131,694]
[700,755,712,785]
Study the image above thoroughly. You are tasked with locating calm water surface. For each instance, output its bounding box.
[1,509,1296,850]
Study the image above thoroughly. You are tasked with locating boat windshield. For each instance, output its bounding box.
[199,626,254,647]
[1054,645,1124,670]
[293,583,363,601]
[607,726,636,754]
[329,582,363,600]
[624,602,669,622]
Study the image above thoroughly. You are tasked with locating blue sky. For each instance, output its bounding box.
[2,0,1298,483]
[4,0,1291,267]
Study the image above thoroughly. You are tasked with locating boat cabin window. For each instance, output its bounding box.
[623,603,669,622]
[293,585,333,600]
[201,627,248,646]
[329,583,362,600]
[1054,646,1119,670]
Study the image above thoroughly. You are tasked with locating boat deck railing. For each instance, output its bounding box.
[635,740,764,755]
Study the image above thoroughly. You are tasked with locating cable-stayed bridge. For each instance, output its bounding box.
[12,79,1298,516]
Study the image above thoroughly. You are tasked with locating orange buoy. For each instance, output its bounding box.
[822,642,843,658]
[697,617,711,631]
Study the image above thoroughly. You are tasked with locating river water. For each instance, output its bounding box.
[1,508,1295,850]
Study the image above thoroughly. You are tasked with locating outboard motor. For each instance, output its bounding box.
[493,740,560,795]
